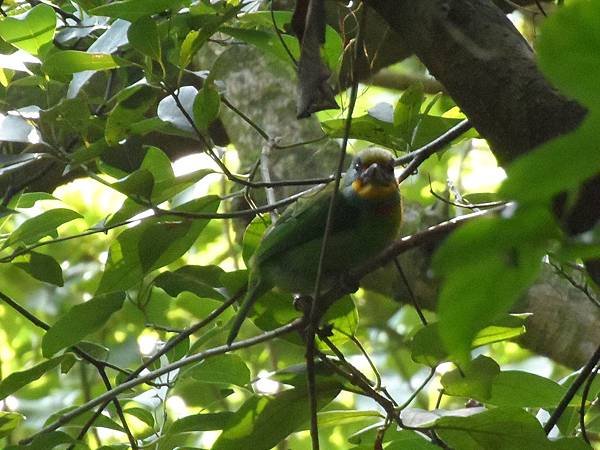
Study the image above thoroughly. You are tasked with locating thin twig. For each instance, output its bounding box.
[429,184,506,211]
[393,257,427,326]
[20,318,305,445]
[260,140,279,221]
[26,0,81,23]
[0,291,136,446]
[318,204,508,313]
[396,119,472,184]
[550,261,600,309]
[579,364,599,444]
[0,189,321,263]
[270,0,298,66]
[396,367,436,411]
[534,0,547,16]
[97,368,138,449]
[0,217,140,263]
[221,96,270,141]
[152,185,321,220]
[346,332,383,389]
[305,4,366,448]
[70,290,242,442]
[222,95,328,151]
[544,344,600,434]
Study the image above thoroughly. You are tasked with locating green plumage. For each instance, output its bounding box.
[227,148,402,345]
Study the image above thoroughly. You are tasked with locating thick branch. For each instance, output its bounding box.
[366,0,586,162]
[366,0,600,238]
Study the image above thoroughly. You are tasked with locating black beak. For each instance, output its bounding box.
[360,163,396,186]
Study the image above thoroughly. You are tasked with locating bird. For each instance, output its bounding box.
[227,147,402,345]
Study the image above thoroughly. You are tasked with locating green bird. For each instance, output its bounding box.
[227,147,402,345]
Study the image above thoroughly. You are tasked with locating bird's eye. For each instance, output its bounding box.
[354,161,362,171]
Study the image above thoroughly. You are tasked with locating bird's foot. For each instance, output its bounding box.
[316,323,334,338]
[293,294,313,314]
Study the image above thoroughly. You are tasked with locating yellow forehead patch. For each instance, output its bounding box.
[352,179,398,200]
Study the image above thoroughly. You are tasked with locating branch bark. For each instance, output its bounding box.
[366,0,587,162]
[360,0,599,366]
[366,0,600,238]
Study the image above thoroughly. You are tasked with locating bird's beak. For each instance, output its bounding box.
[360,163,396,187]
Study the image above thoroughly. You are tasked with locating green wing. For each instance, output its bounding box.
[254,184,359,265]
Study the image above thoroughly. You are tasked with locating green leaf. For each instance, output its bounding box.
[16,192,56,208]
[500,117,600,203]
[44,51,127,78]
[105,84,157,146]
[0,355,65,399]
[138,221,193,272]
[60,353,77,374]
[168,412,234,434]
[411,323,449,366]
[22,430,86,450]
[42,292,125,357]
[153,265,225,300]
[212,384,341,450]
[471,315,526,347]
[128,16,162,61]
[179,30,201,68]
[124,407,155,428]
[166,336,189,363]
[411,317,526,366]
[441,356,500,401]
[106,167,212,226]
[175,6,242,68]
[0,4,56,55]
[14,251,64,286]
[321,112,462,151]
[4,208,82,248]
[97,196,220,294]
[38,96,92,141]
[75,341,110,361]
[234,11,341,70]
[317,410,382,428]
[220,27,299,65]
[90,0,188,21]
[393,82,425,144]
[537,0,600,108]
[349,424,437,448]
[386,436,440,450]
[140,145,174,184]
[434,407,589,450]
[434,206,558,362]
[270,361,342,388]
[322,294,358,340]
[487,371,572,408]
[0,411,23,438]
[111,169,154,200]
[193,83,221,130]
[46,406,125,432]
[242,216,269,266]
[187,354,250,387]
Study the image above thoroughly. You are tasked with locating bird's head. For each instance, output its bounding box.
[344,148,398,200]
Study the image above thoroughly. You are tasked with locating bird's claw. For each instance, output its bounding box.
[317,323,334,338]
[293,294,313,314]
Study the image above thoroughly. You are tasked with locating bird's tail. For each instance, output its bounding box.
[226,279,267,346]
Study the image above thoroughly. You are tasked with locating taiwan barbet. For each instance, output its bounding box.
[227,148,401,345]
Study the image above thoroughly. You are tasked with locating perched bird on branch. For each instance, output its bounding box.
[227,147,402,345]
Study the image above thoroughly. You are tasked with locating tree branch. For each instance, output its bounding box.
[20,318,305,446]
